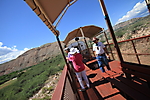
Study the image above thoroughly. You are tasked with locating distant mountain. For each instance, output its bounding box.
[0,42,64,76]
[101,15,150,42]
[111,15,149,31]
[113,17,141,31]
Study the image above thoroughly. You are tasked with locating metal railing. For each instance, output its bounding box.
[51,35,150,100]
[106,35,150,65]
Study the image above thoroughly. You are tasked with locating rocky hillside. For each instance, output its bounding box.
[113,17,141,31]
[0,42,64,76]
[100,15,150,43]
[29,72,61,100]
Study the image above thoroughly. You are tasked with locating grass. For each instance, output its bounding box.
[0,78,17,89]
[0,54,65,100]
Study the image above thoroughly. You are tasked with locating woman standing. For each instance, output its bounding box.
[69,48,90,91]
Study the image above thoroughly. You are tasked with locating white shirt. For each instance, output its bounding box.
[93,42,105,55]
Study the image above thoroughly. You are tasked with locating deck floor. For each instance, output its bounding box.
[76,60,126,100]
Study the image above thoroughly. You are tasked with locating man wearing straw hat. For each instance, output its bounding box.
[92,37,111,73]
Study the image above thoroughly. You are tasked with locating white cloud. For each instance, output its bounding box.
[0,42,29,64]
[116,1,149,24]
[0,42,17,56]
[0,42,2,47]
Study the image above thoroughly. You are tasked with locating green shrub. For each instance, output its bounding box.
[0,54,65,100]
[115,29,125,37]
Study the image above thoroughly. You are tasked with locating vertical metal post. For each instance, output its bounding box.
[145,0,150,13]
[77,41,81,52]
[98,0,124,62]
[80,27,91,57]
[56,35,68,65]
[131,40,141,64]
[89,38,96,57]
[103,30,115,60]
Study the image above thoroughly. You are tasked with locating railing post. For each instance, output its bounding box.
[131,40,141,64]
[103,30,115,60]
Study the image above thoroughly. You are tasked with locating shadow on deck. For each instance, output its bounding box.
[77,60,125,100]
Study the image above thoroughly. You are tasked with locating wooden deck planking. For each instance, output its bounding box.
[78,60,126,100]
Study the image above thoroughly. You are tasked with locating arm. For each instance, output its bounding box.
[103,47,108,54]
[93,44,97,56]
[66,57,69,60]
[101,42,109,58]
[68,56,73,61]
[93,51,96,56]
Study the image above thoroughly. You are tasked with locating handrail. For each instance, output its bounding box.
[109,35,150,44]
[110,52,150,55]
[106,35,150,65]
[51,66,67,100]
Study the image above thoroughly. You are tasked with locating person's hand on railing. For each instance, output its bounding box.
[106,54,110,59]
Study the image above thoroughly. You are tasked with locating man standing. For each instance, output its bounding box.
[92,37,111,73]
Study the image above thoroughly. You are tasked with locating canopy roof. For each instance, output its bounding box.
[63,25,103,45]
[24,0,76,35]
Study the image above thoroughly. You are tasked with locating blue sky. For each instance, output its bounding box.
[0,0,149,64]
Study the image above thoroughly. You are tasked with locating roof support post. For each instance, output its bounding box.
[90,38,96,57]
[103,29,115,60]
[56,35,68,65]
[79,27,92,58]
[145,0,150,13]
[75,37,82,53]
[98,0,124,62]
[55,34,80,100]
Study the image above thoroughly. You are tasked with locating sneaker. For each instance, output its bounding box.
[79,89,86,92]
[87,85,90,89]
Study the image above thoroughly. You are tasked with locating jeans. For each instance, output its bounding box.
[96,54,111,72]
[75,70,90,89]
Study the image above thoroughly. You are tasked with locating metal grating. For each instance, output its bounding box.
[63,76,76,100]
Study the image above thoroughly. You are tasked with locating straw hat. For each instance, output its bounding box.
[69,48,79,54]
[64,48,69,51]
